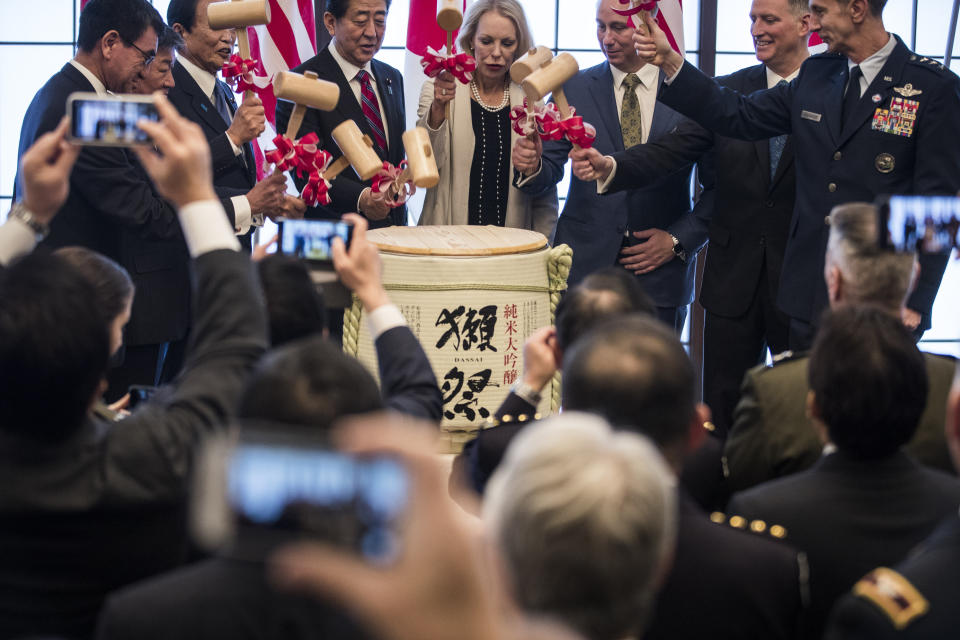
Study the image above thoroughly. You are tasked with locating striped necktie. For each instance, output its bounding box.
[355,69,387,154]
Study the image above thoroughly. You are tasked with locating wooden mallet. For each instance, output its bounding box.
[273,70,340,140]
[383,127,440,202]
[325,120,383,182]
[436,0,463,57]
[207,0,271,101]
[521,52,586,147]
[510,46,554,138]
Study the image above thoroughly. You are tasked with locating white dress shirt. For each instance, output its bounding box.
[849,33,897,97]
[69,59,108,95]
[327,41,390,143]
[609,62,660,144]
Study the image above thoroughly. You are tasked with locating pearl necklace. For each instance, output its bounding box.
[470,78,510,112]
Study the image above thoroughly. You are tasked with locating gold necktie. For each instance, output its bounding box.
[621,73,644,148]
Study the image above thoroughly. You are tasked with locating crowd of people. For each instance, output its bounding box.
[1,0,959,638]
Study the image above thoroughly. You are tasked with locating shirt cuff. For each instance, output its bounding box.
[664,61,684,85]
[232,195,253,235]
[227,134,242,156]
[0,217,38,266]
[596,157,618,194]
[357,187,369,215]
[365,303,406,339]
[178,199,242,257]
[515,160,543,188]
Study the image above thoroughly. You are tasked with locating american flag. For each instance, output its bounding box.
[245,0,318,180]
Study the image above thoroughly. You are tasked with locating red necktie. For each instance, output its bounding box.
[356,69,387,154]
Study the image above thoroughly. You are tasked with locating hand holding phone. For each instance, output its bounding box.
[277,218,354,263]
[67,92,159,146]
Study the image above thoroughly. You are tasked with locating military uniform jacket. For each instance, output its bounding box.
[659,36,960,325]
[824,515,960,639]
[725,351,957,493]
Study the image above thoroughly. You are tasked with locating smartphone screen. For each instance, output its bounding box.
[68,93,158,146]
[227,441,408,562]
[278,219,354,263]
[884,195,960,255]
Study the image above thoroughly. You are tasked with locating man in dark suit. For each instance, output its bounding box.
[12,0,212,397]
[0,94,268,639]
[725,202,957,493]
[727,306,960,640]
[636,0,960,348]
[824,364,960,640]
[94,216,441,640]
[572,0,812,434]
[167,0,294,248]
[511,0,704,331]
[275,0,406,228]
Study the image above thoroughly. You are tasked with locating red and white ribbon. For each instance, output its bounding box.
[537,104,597,149]
[613,0,659,28]
[420,46,477,84]
[264,134,297,172]
[371,160,415,208]
[221,54,272,95]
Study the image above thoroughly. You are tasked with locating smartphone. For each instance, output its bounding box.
[67,92,158,146]
[878,195,960,255]
[192,429,409,563]
[277,219,354,263]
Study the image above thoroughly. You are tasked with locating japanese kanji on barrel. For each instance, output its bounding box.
[342,226,573,453]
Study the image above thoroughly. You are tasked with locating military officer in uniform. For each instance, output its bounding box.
[724,202,957,493]
[634,0,960,349]
[823,364,960,640]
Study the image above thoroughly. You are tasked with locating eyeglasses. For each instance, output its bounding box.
[123,39,156,67]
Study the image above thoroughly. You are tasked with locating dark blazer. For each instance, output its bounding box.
[275,48,406,228]
[15,63,194,348]
[825,515,960,640]
[167,63,256,222]
[516,62,704,303]
[658,37,960,327]
[0,248,268,639]
[376,326,443,421]
[646,494,806,640]
[95,557,370,640]
[728,451,960,640]
[725,351,958,493]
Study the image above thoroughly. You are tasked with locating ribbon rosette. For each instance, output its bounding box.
[221,53,271,94]
[537,104,597,149]
[301,171,332,208]
[613,0,658,27]
[264,134,297,172]
[371,161,414,208]
[420,46,477,84]
[510,99,543,137]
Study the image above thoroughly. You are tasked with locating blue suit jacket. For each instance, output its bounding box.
[516,62,703,307]
[659,37,960,325]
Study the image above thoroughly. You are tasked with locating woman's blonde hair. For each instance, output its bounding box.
[457,0,534,64]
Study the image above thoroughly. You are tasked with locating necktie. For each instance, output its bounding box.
[842,65,863,126]
[620,73,644,149]
[768,79,789,179]
[356,69,387,154]
[213,82,233,125]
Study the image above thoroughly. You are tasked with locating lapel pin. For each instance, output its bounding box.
[201,103,208,111]
[872,94,882,103]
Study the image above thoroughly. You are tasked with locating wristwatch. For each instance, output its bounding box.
[9,202,50,241]
[669,233,687,262]
[510,380,543,407]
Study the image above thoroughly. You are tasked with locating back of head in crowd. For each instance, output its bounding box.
[257,254,327,347]
[825,202,916,313]
[562,315,696,462]
[555,267,655,352]
[55,246,134,357]
[0,254,109,442]
[808,304,927,459]
[484,412,677,640]
[77,0,164,53]
[238,337,382,430]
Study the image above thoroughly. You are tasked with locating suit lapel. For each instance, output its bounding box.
[588,63,622,152]
[744,65,772,187]
[221,81,256,171]
[838,40,909,147]
[174,64,228,134]
[312,49,385,159]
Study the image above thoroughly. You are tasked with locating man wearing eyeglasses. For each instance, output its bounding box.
[14,0,226,398]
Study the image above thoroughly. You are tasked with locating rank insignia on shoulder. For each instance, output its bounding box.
[894,83,923,97]
[853,568,929,629]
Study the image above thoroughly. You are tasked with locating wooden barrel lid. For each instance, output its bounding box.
[368,225,548,256]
